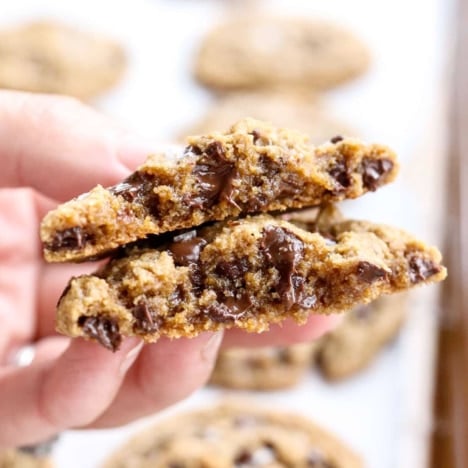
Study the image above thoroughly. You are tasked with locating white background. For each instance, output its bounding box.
[0,1,453,466]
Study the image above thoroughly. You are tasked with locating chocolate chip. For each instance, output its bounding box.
[189,141,238,209]
[306,449,335,467]
[361,158,394,191]
[407,254,441,283]
[356,262,388,283]
[49,226,93,251]
[110,171,154,203]
[78,315,121,351]
[250,129,270,146]
[132,299,160,333]
[169,230,207,266]
[261,226,305,309]
[330,135,344,144]
[221,294,252,315]
[234,445,276,466]
[184,144,203,156]
[328,160,351,191]
[277,175,302,197]
[215,257,250,282]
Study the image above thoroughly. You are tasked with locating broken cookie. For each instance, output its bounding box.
[41,118,398,262]
[56,213,446,350]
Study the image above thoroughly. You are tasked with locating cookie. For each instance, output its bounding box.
[55,210,446,351]
[315,294,407,381]
[194,16,370,91]
[0,21,126,99]
[0,450,52,468]
[180,91,353,145]
[101,401,363,467]
[40,118,398,262]
[210,342,316,390]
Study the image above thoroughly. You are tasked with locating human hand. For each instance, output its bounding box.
[0,91,340,448]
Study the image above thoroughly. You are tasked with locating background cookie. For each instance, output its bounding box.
[315,294,407,381]
[0,21,127,99]
[194,16,371,91]
[0,450,52,468]
[210,342,316,390]
[179,91,354,144]
[102,401,363,467]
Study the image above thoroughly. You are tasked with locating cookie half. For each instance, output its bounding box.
[0,21,126,99]
[194,16,371,90]
[41,118,398,262]
[210,342,316,390]
[101,402,363,467]
[56,212,446,350]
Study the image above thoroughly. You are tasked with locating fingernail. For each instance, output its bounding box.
[119,339,144,377]
[200,332,224,362]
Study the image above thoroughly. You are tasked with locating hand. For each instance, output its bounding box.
[0,91,340,448]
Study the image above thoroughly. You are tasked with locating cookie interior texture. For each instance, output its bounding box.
[56,209,446,351]
[194,16,371,90]
[101,402,363,468]
[41,118,398,262]
[0,20,126,99]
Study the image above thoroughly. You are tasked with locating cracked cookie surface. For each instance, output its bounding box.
[101,402,363,468]
[41,118,398,262]
[56,211,446,351]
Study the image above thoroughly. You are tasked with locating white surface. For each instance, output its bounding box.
[0,1,452,467]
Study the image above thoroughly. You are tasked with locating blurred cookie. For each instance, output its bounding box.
[102,401,363,467]
[315,294,407,381]
[195,16,370,91]
[210,342,316,390]
[180,91,353,144]
[0,450,52,468]
[0,21,126,99]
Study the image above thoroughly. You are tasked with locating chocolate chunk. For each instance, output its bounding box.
[191,141,237,209]
[169,230,207,266]
[329,160,350,191]
[250,129,271,146]
[306,449,335,467]
[361,158,394,191]
[215,257,250,282]
[204,300,247,323]
[221,294,252,315]
[261,226,305,309]
[78,315,121,351]
[49,226,93,251]
[184,144,203,156]
[132,299,160,333]
[356,262,388,283]
[234,446,276,466]
[407,254,441,283]
[278,175,302,197]
[330,135,344,144]
[110,171,154,203]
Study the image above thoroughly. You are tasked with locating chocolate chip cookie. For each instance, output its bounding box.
[101,402,363,467]
[56,209,446,351]
[210,342,316,390]
[315,294,407,381]
[0,450,52,468]
[194,16,370,91]
[0,21,126,99]
[41,118,398,263]
[180,91,353,144]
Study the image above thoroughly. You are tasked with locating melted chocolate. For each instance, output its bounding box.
[49,226,94,252]
[361,158,394,191]
[330,135,344,144]
[169,230,207,266]
[356,261,388,283]
[215,257,250,282]
[328,160,351,192]
[190,141,238,209]
[407,255,441,283]
[78,315,121,351]
[261,226,305,309]
[132,299,160,332]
